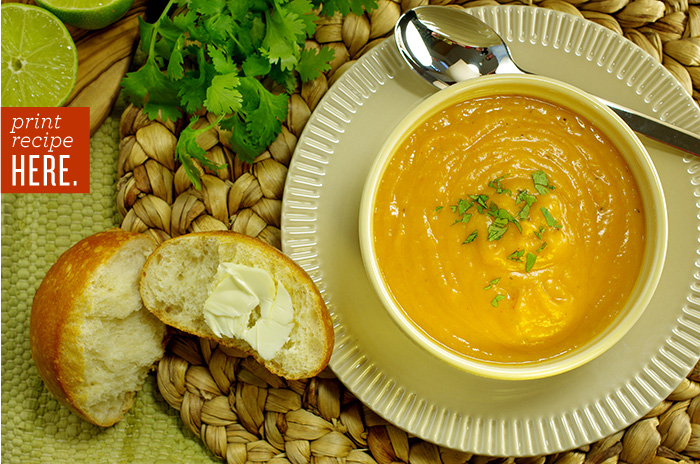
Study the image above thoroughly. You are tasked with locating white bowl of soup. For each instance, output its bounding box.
[359,74,667,380]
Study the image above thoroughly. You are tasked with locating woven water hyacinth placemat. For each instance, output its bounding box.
[2,1,700,463]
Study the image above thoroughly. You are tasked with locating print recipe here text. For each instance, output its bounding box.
[1,107,90,193]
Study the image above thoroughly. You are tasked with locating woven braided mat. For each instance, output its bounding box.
[2,1,700,463]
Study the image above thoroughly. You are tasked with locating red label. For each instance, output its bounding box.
[1,107,90,193]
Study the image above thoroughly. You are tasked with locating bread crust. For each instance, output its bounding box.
[30,228,162,427]
[140,231,334,379]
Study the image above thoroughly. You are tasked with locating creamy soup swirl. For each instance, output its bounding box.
[372,94,645,364]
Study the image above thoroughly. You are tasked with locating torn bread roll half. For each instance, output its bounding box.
[139,231,334,379]
[30,229,168,427]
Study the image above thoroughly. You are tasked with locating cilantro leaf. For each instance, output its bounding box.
[312,0,378,16]
[487,217,509,242]
[190,0,225,15]
[203,12,234,43]
[220,77,289,162]
[166,34,186,79]
[487,203,521,233]
[121,58,181,121]
[172,9,197,32]
[208,46,239,75]
[176,49,213,114]
[540,207,563,229]
[457,198,473,215]
[532,170,555,195]
[205,73,243,115]
[491,294,506,307]
[297,47,335,82]
[231,13,266,59]
[152,15,186,62]
[515,189,537,220]
[242,53,272,77]
[262,6,306,71]
[452,214,472,226]
[268,65,298,94]
[534,225,546,240]
[488,174,511,195]
[526,253,537,272]
[226,0,256,17]
[469,194,489,213]
[286,0,319,36]
[241,77,289,136]
[463,230,478,244]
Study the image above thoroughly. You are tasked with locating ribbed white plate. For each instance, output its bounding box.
[281,5,700,456]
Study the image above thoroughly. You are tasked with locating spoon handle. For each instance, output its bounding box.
[599,99,700,157]
[511,65,700,156]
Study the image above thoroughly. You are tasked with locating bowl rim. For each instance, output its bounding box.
[358,74,669,380]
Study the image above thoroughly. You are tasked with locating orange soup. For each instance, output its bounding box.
[372,94,645,364]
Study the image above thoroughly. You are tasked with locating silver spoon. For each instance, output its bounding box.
[394,5,700,157]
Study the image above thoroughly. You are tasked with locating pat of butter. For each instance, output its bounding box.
[203,263,294,360]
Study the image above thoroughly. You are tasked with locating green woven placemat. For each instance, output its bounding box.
[0,100,219,464]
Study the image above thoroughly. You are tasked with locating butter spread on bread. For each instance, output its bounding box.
[203,262,294,359]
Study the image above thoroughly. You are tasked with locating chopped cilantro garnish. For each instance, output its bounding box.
[491,294,506,307]
[463,230,478,244]
[488,174,511,195]
[540,207,563,229]
[450,170,562,287]
[457,198,473,215]
[526,253,537,272]
[515,190,537,220]
[534,225,546,240]
[469,194,489,213]
[486,202,499,216]
[487,217,510,241]
[532,170,555,195]
[452,214,472,225]
[485,203,521,237]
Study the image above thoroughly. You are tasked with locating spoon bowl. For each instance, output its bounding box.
[394,6,519,88]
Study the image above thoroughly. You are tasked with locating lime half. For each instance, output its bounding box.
[1,4,78,107]
[34,0,134,30]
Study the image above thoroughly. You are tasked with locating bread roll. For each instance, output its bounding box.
[30,229,167,427]
[139,231,333,379]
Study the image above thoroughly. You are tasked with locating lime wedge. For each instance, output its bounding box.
[34,0,134,30]
[1,4,78,107]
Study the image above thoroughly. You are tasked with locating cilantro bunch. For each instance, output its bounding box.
[121,0,376,188]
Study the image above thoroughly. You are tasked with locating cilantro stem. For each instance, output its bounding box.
[191,114,225,137]
[176,114,228,189]
[148,0,176,60]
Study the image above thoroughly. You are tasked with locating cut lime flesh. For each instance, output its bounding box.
[1,4,78,107]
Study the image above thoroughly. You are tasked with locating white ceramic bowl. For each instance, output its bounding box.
[359,74,668,380]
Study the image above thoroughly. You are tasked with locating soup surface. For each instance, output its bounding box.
[372,94,645,364]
